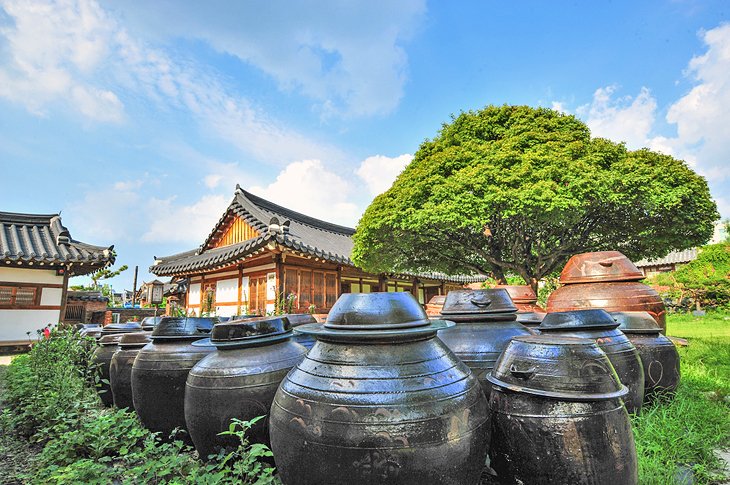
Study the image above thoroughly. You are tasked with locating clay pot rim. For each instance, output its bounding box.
[192,331,294,349]
[294,319,454,339]
[487,374,629,401]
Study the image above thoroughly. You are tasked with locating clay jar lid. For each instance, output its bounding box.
[281,313,317,326]
[194,316,293,349]
[98,334,122,346]
[495,285,538,304]
[610,311,662,335]
[559,251,644,284]
[538,309,619,332]
[101,322,142,335]
[439,289,517,322]
[428,295,447,306]
[141,317,163,331]
[516,312,546,325]
[151,317,211,340]
[118,331,152,348]
[296,292,453,339]
[487,335,628,400]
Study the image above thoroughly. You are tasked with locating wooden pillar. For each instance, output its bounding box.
[379,274,388,292]
[58,264,71,325]
[237,265,243,312]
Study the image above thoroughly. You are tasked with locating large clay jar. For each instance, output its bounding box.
[611,311,681,402]
[496,285,546,329]
[141,317,163,331]
[547,251,667,331]
[132,317,214,440]
[426,294,446,316]
[185,316,307,459]
[283,313,318,350]
[438,288,533,397]
[109,332,151,409]
[488,335,638,484]
[101,321,143,336]
[92,335,122,407]
[270,292,489,485]
[537,309,645,414]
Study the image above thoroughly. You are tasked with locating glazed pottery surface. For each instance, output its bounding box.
[270,292,489,485]
[92,334,121,407]
[109,332,151,409]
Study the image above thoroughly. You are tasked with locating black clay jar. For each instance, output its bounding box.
[92,334,122,406]
[487,335,638,484]
[270,292,489,485]
[612,311,680,401]
[140,317,163,331]
[438,289,533,397]
[101,321,143,336]
[283,313,318,350]
[537,309,645,414]
[185,316,307,459]
[131,317,214,440]
[109,332,151,409]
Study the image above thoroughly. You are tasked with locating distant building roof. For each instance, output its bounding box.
[634,248,699,268]
[66,290,109,302]
[0,211,114,275]
[151,186,486,284]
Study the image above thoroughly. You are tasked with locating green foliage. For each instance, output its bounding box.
[633,313,730,484]
[0,327,279,484]
[353,105,718,289]
[674,243,730,310]
[90,263,128,288]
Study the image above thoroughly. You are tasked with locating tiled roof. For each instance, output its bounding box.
[151,187,487,284]
[635,248,699,267]
[0,211,114,275]
[67,290,109,302]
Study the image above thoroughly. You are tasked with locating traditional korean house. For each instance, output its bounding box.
[150,186,484,317]
[0,211,114,346]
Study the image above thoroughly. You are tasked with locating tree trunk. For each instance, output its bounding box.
[529,277,539,296]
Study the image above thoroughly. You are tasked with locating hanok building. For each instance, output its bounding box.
[0,211,114,346]
[150,186,484,317]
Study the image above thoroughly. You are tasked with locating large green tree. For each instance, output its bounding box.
[352,105,718,291]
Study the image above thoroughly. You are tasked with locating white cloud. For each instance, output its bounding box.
[356,154,412,196]
[249,159,360,226]
[0,0,342,163]
[106,0,425,118]
[578,85,657,149]
[141,194,230,243]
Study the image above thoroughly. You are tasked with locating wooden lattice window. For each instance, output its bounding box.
[0,286,38,307]
[299,270,313,308]
[325,274,338,307]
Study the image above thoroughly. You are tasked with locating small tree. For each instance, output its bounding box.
[89,264,129,289]
[673,243,730,311]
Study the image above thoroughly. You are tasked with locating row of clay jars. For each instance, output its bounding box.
[495,284,546,328]
[131,318,216,441]
[109,332,151,409]
[184,316,307,458]
[547,251,667,332]
[270,293,489,485]
[91,322,143,406]
[488,335,638,484]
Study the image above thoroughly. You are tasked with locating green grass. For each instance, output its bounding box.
[632,311,730,484]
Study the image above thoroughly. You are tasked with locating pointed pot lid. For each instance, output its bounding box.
[296,292,453,339]
[610,311,662,334]
[193,316,294,349]
[101,322,142,335]
[538,309,619,332]
[487,335,628,400]
[439,289,517,321]
[495,285,538,304]
[140,317,163,331]
[559,251,644,284]
[98,334,122,346]
[151,317,211,340]
[118,331,152,347]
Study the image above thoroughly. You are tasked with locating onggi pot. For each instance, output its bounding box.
[488,335,638,484]
[109,332,151,409]
[270,292,489,485]
[547,251,667,331]
[612,311,680,401]
[185,316,307,459]
[537,309,645,414]
[92,334,122,407]
[438,288,533,397]
[132,317,214,440]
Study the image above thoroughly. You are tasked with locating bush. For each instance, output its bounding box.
[0,325,279,484]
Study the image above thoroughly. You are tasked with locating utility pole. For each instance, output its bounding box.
[132,265,139,306]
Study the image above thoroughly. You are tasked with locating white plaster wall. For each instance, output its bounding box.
[188,283,201,306]
[40,287,63,306]
[0,309,60,343]
[215,278,238,303]
[215,306,238,318]
[0,267,63,285]
[266,272,277,300]
[240,276,250,303]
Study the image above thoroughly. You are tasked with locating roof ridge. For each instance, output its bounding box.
[0,211,60,224]
[238,188,355,235]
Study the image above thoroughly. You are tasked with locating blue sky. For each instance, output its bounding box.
[1,0,728,292]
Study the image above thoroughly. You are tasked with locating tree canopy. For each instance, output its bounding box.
[352,105,719,289]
